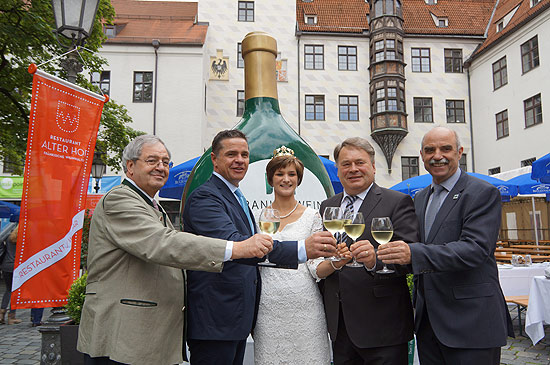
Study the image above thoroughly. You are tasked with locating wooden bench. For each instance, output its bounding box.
[505,295,529,336]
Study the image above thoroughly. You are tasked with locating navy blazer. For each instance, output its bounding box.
[183,175,298,341]
[320,183,419,348]
[410,171,514,348]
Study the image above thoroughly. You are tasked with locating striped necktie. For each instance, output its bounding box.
[341,195,358,244]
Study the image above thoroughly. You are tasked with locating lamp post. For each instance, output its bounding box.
[39,2,101,364]
[52,0,100,83]
[91,150,106,193]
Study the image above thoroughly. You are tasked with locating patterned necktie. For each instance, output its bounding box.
[424,184,446,237]
[235,188,254,234]
[152,199,160,211]
[341,195,358,244]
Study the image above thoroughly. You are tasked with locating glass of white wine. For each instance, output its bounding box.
[371,217,394,274]
[258,208,280,267]
[343,211,365,267]
[323,207,344,261]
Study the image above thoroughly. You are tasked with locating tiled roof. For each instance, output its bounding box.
[106,0,207,45]
[297,0,496,36]
[296,0,369,34]
[471,0,550,58]
[402,0,496,36]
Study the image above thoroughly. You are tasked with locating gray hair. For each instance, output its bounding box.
[421,126,462,150]
[122,135,171,173]
[334,137,375,164]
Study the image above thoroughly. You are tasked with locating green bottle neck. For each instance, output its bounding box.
[243,97,281,118]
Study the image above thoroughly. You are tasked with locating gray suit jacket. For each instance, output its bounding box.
[410,171,513,349]
[77,182,227,364]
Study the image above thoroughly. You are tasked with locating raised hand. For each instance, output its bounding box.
[305,231,337,259]
[232,234,273,259]
[350,240,376,268]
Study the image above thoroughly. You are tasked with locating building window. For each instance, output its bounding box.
[104,25,116,38]
[91,71,110,95]
[438,19,447,27]
[497,21,504,32]
[305,45,324,70]
[133,71,153,103]
[413,97,433,123]
[305,95,325,120]
[401,157,419,180]
[496,110,509,139]
[305,15,317,24]
[338,46,357,71]
[238,1,254,22]
[521,157,536,167]
[446,100,465,123]
[444,49,463,73]
[237,90,245,117]
[459,154,467,171]
[521,36,539,74]
[339,95,358,121]
[488,167,501,175]
[237,43,244,68]
[492,56,507,90]
[524,93,542,128]
[411,48,430,72]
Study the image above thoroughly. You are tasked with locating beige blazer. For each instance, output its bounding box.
[77,183,227,364]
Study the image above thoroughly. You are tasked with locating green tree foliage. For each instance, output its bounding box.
[0,0,142,174]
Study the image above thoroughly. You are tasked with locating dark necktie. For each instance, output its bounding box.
[424,184,446,237]
[235,188,254,234]
[341,195,358,243]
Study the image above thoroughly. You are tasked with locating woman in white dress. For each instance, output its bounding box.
[253,147,347,364]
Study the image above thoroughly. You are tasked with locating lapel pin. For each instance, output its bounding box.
[453,194,460,200]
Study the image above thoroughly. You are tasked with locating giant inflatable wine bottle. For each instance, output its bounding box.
[181,31,334,219]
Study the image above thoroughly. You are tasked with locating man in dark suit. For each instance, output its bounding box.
[378,127,513,364]
[319,137,419,364]
[183,130,336,365]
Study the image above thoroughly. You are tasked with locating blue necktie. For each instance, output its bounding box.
[424,184,446,237]
[235,188,254,234]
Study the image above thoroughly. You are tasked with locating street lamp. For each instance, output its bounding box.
[91,150,106,193]
[51,0,100,83]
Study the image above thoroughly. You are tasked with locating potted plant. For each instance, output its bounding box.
[60,272,87,365]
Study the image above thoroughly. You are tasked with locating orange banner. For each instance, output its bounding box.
[11,66,107,308]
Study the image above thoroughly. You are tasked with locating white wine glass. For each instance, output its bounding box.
[258,208,280,267]
[323,207,344,261]
[343,211,365,267]
[371,217,394,274]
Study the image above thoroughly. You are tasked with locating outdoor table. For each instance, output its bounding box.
[525,276,550,345]
[498,263,549,296]
[495,253,550,263]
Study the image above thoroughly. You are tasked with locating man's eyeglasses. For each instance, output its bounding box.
[139,158,171,168]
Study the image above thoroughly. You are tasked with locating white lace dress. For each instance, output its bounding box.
[253,207,331,364]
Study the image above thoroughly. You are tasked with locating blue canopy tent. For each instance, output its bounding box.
[159,156,200,199]
[0,201,20,220]
[390,172,518,199]
[507,173,550,245]
[531,153,550,183]
[159,155,343,199]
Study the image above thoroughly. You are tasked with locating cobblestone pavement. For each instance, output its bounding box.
[0,306,548,364]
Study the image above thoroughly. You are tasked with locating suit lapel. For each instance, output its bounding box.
[426,171,468,242]
[358,184,382,220]
[211,175,254,235]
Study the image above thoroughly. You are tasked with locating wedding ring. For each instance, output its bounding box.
[324,244,327,251]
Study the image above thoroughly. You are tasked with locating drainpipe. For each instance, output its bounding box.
[467,67,475,172]
[296,29,301,136]
[152,39,160,135]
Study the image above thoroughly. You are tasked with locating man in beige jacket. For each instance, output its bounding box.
[77,135,272,364]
